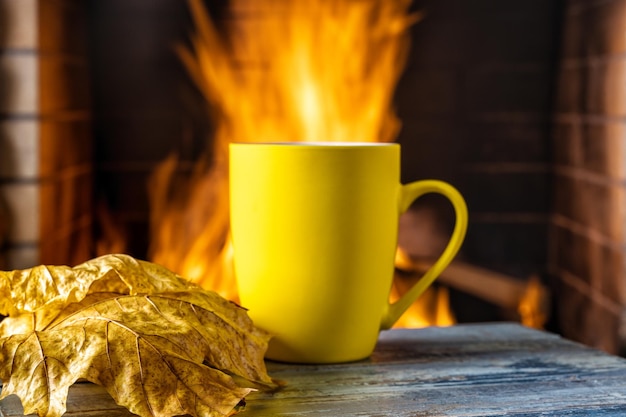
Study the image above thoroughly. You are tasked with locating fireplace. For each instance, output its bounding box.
[1,0,625,355]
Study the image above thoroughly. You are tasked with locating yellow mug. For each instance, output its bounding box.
[229,142,467,363]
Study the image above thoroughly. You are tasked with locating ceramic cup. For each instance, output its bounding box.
[229,142,468,363]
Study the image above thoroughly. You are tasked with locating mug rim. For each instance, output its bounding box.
[230,141,398,147]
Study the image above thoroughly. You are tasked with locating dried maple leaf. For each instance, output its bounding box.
[0,254,193,314]
[0,254,196,335]
[0,255,273,417]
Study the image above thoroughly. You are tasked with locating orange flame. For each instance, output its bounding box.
[179,0,416,145]
[148,0,435,321]
[518,275,549,329]
[393,247,455,327]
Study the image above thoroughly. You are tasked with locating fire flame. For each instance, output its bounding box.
[518,275,549,329]
[179,0,415,145]
[148,0,445,324]
[392,246,455,327]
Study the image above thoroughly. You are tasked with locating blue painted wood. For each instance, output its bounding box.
[247,323,626,416]
[2,323,626,416]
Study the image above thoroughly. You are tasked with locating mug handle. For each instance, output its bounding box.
[380,180,468,330]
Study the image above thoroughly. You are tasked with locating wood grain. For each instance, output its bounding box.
[3,323,626,416]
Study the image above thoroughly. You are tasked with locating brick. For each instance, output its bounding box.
[567,0,626,57]
[5,246,39,270]
[1,0,37,49]
[413,0,557,18]
[556,275,621,354]
[553,174,624,241]
[38,0,88,54]
[396,68,458,116]
[0,120,39,179]
[39,56,91,114]
[0,54,38,114]
[554,119,626,179]
[0,182,39,243]
[583,121,626,178]
[552,271,589,341]
[93,115,197,164]
[463,121,548,164]
[409,6,558,67]
[39,119,92,177]
[599,243,626,305]
[397,120,465,182]
[554,64,584,113]
[39,171,93,237]
[551,218,626,305]
[584,302,621,354]
[552,120,582,168]
[550,223,593,286]
[462,170,550,213]
[464,64,554,114]
[587,58,626,116]
[559,5,584,59]
[39,221,92,266]
[462,221,548,270]
[96,169,152,214]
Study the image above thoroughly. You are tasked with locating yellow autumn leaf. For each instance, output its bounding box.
[0,254,193,318]
[0,254,196,334]
[0,255,274,417]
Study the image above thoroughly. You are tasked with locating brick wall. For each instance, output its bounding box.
[0,0,93,269]
[395,0,560,320]
[550,0,626,354]
[88,0,207,258]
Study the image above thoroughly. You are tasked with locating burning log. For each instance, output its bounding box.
[395,249,550,329]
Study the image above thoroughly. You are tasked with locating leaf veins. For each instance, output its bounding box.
[0,255,273,417]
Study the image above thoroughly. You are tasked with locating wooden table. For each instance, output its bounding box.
[3,323,626,416]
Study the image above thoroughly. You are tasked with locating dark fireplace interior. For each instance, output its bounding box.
[1,0,625,355]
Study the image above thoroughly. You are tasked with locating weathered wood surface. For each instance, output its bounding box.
[3,323,626,416]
